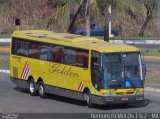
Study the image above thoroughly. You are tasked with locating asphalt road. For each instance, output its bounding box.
[144,58,160,70]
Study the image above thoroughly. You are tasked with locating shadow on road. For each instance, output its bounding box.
[92,99,150,110]
[14,86,150,110]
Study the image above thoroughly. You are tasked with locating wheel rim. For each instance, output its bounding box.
[39,85,44,96]
[29,82,34,93]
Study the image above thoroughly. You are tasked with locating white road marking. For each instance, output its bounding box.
[145,87,160,93]
[0,38,11,42]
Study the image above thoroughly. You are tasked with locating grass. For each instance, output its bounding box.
[0,34,11,38]
[140,48,160,56]
[0,56,10,69]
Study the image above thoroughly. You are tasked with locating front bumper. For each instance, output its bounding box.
[91,94,144,105]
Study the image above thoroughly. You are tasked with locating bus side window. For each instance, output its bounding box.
[40,45,52,61]
[16,39,29,56]
[29,42,40,59]
[12,38,18,55]
[76,49,89,68]
[52,46,65,63]
[64,48,76,65]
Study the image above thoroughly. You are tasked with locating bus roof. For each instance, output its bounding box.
[12,30,139,53]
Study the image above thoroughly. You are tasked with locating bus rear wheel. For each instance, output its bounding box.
[28,80,37,96]
[38,81,46,98]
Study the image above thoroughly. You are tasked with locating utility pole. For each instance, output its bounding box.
[108,5,112,38]
[104,5,111,42]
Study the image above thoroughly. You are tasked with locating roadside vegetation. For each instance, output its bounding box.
[0,0,160,40]
[140,48,160,56]
[0,56,9,69]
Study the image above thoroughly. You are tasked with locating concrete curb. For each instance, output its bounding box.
[0,47,10,51]
[144,56,160,59]
[0,69,10,74]
[0,38,10,42]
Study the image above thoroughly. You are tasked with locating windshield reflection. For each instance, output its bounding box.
[101,52,143,89]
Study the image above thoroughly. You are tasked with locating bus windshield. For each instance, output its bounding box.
[102,52,143,89]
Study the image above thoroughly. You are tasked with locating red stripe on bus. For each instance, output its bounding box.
[23,64,30,79]
[22,62,29,79]
[79,83,84,91]
[78,82,82,91]
[21,61,28,78]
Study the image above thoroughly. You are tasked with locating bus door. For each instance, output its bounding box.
[91,51,102,90]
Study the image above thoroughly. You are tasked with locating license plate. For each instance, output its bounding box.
[122,97,128,101]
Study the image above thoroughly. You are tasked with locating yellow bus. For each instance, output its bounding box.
[10,30,146,108]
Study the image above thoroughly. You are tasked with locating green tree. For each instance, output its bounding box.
[47,0,152,38]
[47,0,123,37]
[0,0,11,12]
[137,0,157,36]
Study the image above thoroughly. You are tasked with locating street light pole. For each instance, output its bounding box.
[108,5,112,38]
[104,5,111,42]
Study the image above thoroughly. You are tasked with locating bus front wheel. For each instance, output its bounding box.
[28,80,37,96]
[38,81,46,98]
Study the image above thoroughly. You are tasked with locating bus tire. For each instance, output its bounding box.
[38,81,46,98]
[85,91,93,108]
[28,79,37,96]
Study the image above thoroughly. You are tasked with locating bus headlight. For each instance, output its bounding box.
[103,92,115,96]
[135,91,144,95]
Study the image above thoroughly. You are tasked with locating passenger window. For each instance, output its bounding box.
[12,38,18,55]
[29,42,40,59]
[65,48,76,65]
[76,49,89,68]
[40,45,52,61]
[52,46,65,63]
[16,40,29,56]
